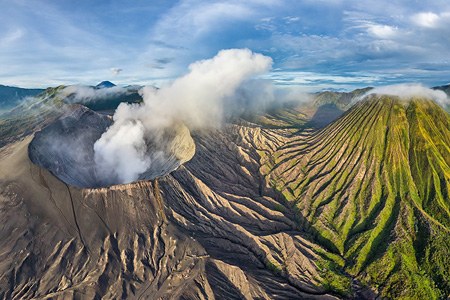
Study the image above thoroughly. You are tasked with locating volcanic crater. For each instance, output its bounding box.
[28,106,195,188]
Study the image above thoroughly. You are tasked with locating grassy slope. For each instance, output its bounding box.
[265,95,450,298]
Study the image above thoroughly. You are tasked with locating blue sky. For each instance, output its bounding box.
[1,0,450,90]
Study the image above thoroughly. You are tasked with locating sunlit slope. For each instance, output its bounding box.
[266,95,450,299]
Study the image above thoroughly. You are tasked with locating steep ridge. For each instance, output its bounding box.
[267,95,450,298]
[159,125,341,299]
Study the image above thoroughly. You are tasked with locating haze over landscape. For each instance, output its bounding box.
[1,1,450,300]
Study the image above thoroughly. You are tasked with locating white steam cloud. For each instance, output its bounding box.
[93,49,274,184]
[59,85,132,103]
[94,120,150,183]
[366,83,449,106]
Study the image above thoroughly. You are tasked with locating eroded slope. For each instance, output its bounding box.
[0,122,345,299]
[267,95,450,299]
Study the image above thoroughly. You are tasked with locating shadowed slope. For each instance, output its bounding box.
[158,125,345,299]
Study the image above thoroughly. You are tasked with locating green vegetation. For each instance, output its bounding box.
[264,95,450,298]
[266,260,282,274]
[317,259,352,297]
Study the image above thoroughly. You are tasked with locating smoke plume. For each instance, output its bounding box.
[93,49,273,184]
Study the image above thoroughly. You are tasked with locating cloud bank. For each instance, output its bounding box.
[93,49,273,184]
[367,83,449,105]
[60,85,133,104]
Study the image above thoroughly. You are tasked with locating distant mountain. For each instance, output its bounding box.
[0,84,44,109]
[95,81,116,88]
[313,87,373,110]
[247,87,373,130]
[432,83,450,96]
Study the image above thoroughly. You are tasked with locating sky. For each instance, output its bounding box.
[1,0,450,90]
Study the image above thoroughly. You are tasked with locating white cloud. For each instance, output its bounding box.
[139,0,281,74]
[110,68,122,76]
[367,83,449,105]
[265,71,380,91]
[59,85,132,103]
[367,24,398,39]
[283,16,300,23]
[147,1,256,52]
[413,12,441,28]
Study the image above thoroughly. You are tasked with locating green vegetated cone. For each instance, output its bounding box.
[267,94,450,299]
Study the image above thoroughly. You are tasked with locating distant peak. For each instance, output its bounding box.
[96,81,116,88]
